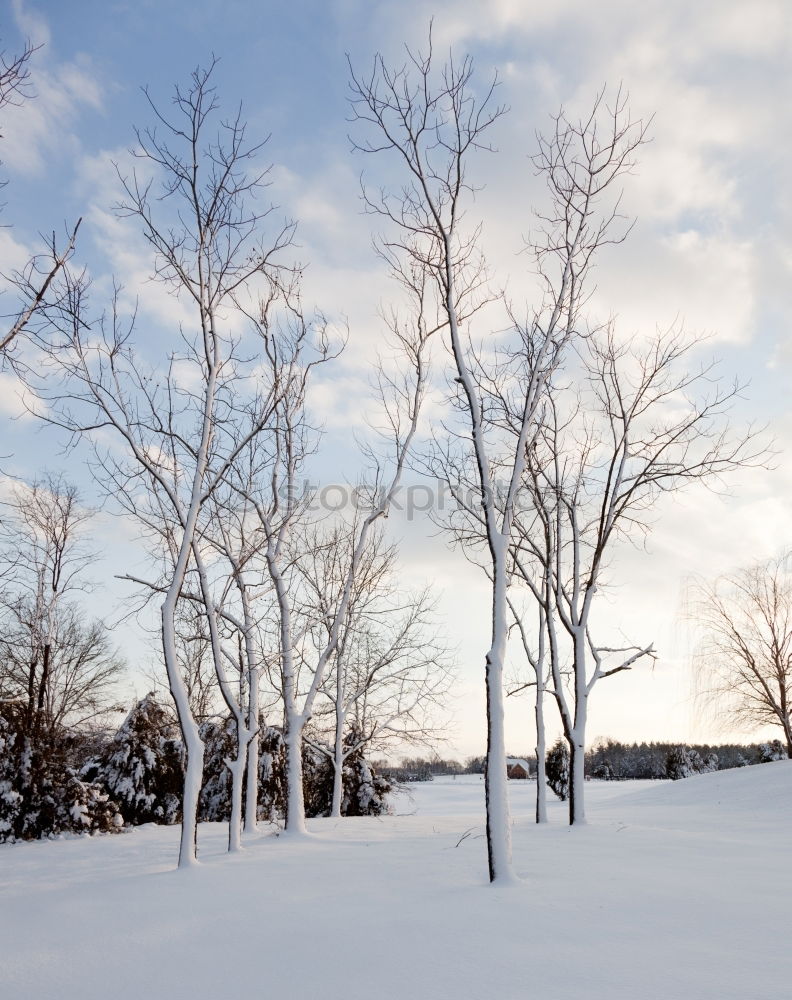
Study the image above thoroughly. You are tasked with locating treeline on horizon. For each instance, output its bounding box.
[378,738,789,782]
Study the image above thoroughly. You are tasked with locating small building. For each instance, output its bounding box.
[506,757,531,779]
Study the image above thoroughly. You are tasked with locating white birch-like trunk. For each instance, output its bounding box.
[330,759,343,819]
[568,726,586,825]
[192,545,254,853]
[534,682,547,824]
[484,537,513,882]
[569,630,588,825]
[283,713,307,835]
[240,586,260,834]
[161,592,205,868]
[227,754,245,852]
[244,665,259,833]
[330,673,345,818]
[160,362,217,867]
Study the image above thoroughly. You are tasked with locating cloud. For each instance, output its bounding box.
[10,0,50,48]
[1,3,103,185]
[0,371,36,419]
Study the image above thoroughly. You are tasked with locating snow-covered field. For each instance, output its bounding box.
[1,764,789,1000]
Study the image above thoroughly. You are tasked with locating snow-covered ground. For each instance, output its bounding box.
[1,764,789,1000]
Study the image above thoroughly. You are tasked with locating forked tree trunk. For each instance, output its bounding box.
[161,350,218,868]
[162,594,205,868]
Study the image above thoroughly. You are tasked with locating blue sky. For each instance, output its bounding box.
[2,0,792,756]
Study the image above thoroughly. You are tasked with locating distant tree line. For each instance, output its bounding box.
[586,738,787,780]
[374,738,788,785]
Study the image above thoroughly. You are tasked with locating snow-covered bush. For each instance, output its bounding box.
[194,720,287,824]
[254,724,287,822]
[199,715,237,822]
[91,694,184,825]
[758,740,788,762]
[0,700,122,841]
[195,718,391,822]
[546,738,570,800]
[345,755,391,817]
[253,725,391,820]
[592,760,614,780]
[665,745,707,780]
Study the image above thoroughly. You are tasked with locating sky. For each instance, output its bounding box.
[1,0,792,758]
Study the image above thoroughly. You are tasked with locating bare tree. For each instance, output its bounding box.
[36,63,295,867]
[515,326,761,823]
[692,554,792,756]
[349,32,648,879]
[195,476,280,835]
[0,474,123,733]
[230,301,432,835]
[505,580,552,823]
[0,41,81,366]
[300,523,452,816]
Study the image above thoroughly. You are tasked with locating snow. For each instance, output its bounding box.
[1,765,789,999]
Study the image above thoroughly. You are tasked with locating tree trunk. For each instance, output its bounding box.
[330,698,345,818]
[568,629,588,826]
[283,714,307,835]
[26,656,37,730]
[244,675,259,834]
[534,683,547,824]
[330,760,343,819]
[162,597,205,868]
[568,730,587,825]
[484,542,514,882]
[37,643,50,714]
[227,754,244,852]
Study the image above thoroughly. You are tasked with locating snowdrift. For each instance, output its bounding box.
[602,758,792,829]
[0,769,789,1000]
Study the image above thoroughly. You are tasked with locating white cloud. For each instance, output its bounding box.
[0,371,36,419]
[1,54,102,176]
[10,0,50,48]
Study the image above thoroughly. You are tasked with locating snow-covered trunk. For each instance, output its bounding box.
[244,666,259,833]
[159,306,220,867]
[268,545,307,834]
[283,713,307,835]
[240,588,259,834]
[192,546,252,854]
[484,535,513,882]
[568,630,588,825]
[443,245,515,883]
[227,755,245,852]
[330,670,345,818]
[568,729,586,825]
[330,759,343,819]
[534,681,547,824]
[161,590,204,868]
